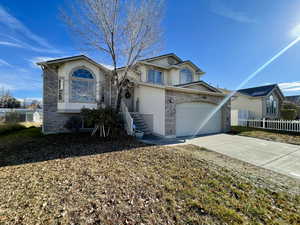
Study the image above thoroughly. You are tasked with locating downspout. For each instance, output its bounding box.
[109,74,112,106]
[41,66,45,134]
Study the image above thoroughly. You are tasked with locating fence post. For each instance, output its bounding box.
[263,118,265,129]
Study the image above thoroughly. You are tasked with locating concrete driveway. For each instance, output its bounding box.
[186,134,300,180]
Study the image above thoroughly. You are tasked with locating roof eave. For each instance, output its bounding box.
[135,81,226,97]
[36,55,112,73]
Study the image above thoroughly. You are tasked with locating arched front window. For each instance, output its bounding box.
[70,68,96,103]
[180,68,193,84]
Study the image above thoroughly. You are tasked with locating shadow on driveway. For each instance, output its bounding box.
[140,133,223,146]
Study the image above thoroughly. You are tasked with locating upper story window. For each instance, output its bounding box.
[266,95,277,115]
[180,68,193,84]
[70,68,96,103]
[147,69,163,85]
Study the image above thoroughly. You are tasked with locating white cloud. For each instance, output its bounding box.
[0,58,12,67]
[17,98,42,103]
[0,5,62,54]
[0,67,42,91]
[0,82,15,90]
[279,81,300,92]
[17,68,29,73]
[211,0,257,24]
[0,41,22,48]
[0,35,62,54]
[29,56,57,68]
[0,5,51,49]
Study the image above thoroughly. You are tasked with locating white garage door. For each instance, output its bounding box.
[176,102,222,137]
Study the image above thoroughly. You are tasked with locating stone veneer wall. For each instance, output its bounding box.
[43,65,112,134]
[165,90,231,137]
[43,66,72,134]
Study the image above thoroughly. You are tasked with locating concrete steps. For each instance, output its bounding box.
[130,113,152,135]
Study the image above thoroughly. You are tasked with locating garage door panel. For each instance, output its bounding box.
[176,102,222,137]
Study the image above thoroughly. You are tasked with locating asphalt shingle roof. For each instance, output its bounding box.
[238,84,277,97]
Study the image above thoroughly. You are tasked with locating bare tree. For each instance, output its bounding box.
[61,0,164,112]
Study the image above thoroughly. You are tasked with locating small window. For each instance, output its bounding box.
[147,69,163,84]
[180,68,193,84]
[58,78,64,102]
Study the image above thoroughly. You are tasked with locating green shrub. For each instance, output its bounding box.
[0,123,26,135]
[281,102,300,119]
[296,106,300,119]
[282,102,297,110]
[81,107,123,137]
[64,116,82,133]
[281,109,296,120]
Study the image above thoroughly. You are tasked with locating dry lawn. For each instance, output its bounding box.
[231,126,300,145]
[0,128,300,225]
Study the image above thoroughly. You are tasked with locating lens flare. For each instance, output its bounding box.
[192,36,300,138]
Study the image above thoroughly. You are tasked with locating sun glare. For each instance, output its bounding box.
[290,24,300,38]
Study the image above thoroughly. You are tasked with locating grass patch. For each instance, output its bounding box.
[0,123,27,135]
[0,130,299,224]
[231,126,300,145]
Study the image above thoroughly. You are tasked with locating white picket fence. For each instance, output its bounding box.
[239,119,300,133]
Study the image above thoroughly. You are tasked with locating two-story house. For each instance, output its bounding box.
[37,53,231,138]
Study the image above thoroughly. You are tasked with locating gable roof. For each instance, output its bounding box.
[238,84,279,97]
[118,53,204,74]
[140,53,183,64]
[176,60,204,73]
[174,81,221,93]
[36,55,111,73]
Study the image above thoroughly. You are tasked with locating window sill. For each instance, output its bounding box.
[57,102,98,113]
[146,81,164,86]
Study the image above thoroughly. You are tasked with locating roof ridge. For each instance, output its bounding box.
[238,84,277,91]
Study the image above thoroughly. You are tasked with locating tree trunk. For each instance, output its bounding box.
[115,87,123,113]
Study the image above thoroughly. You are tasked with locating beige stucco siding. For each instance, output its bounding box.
[147,57,171,67]
[134,85,165,136]
[168,69,180,85]
[128,60,201,86]
[231,95,263,118]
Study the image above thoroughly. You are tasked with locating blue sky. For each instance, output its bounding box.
[1,0,300,100]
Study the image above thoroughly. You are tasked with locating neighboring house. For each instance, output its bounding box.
[231,84,284,119]
[37,53,231,138]
[285,95,300,106]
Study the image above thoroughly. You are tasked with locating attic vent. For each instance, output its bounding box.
[167,57,177,65]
